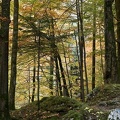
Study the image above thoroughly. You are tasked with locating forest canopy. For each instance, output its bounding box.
[0,0,120,119]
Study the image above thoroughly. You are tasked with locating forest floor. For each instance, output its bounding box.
[10,84,120,120]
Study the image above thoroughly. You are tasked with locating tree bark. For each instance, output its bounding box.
[49,56,54,95]
[32,56,36,102]
[0,0,10,119]
[62,42,72,97]
[92,0,96,89]
[76,0,85,101]
[57,53,69,97]
[115,0,120,83]
[104,0,118,83]
[55,56,62,96]
[9,0,19,110]
[37,33,40,111]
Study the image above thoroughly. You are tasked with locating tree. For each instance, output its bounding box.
[49,56,54,95]
[31,54,36,102]
[9,0,19,110]
[115,0,120,83]
[92,0,96,89]
[104,0,118,83]
[0,0,10,119]
[76,0,85,101]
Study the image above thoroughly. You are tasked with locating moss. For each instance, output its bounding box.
[87,84,120,105]
[84,107,109,120]
[40,96,80,113]
[62,110,84,120]
[11,86,120,120]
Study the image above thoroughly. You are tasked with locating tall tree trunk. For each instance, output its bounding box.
[115,0,120,83]
[37,35,40,111]
[55,56,62,96]
[104,0,118,83]
[92,0,96,89]
[49,56,54,95]
[62,42,72,97]
[98,23,104,81]
[49,16,55,96]
[49,16,69,96]
[80,0,89,94]
[28,64,31,103]
[9,0,19,110]
[83,42,89,94]
[57,53,69,97]
[76,0,85,101]
[0,0,10,119]
[32,55,36,102]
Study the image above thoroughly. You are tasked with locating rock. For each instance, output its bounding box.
[86,87,100,101]
[98,101,107,106]
[108,108,120,120]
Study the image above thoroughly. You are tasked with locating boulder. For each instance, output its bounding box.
[108,108,120,120]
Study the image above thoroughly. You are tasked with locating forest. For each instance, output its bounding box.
[0,0,120,120]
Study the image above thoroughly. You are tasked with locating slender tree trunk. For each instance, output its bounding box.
[37,35,40,110]
[49,16,69,96]
[36,20,41,110]
[49,17,56,95]
[92,0,96,89]
[55,56,62,96]
[115,0,120,83]
[9,0,19,110]
[32,56,36,102]
[49,56,54,95]
[62,42,72,98]
[32,36,37,102]
[83,42,89,94]
[104,0,118,83]
[57,53,69,97]
[76,0,85,101]
[98,24,104,80]
[28,64,31,103]
[80,0,89,94]
[0,0,10,119]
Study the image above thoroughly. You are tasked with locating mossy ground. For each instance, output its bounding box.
[10,84,120,120]
[87,84,120,109]
[10,96,85,120]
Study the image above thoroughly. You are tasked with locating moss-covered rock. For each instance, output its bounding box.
[11,84,120,120]
[86,84,120,120]
[86,84,120,106]
[40,96,80,113]
[62,110,84,120]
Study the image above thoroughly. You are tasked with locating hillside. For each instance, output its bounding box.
[10,84,120,120]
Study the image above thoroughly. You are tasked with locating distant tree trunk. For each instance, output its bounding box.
[0,0,10,119]
[49,17,55,96]
[9,0,19,110]
[57,53,69,97]
[49,16,69,97]
[28,64,31,104]
[92,0,96,89]
[37,35,40,110]
[115,0,120,83]
[32,55,36,102]
[80,0,89,94]
[83,43,89,94]
[49,56,54,95]
[104,0,118,83]
[98,24,104,80]
[55,56,62,96]
[62,42,72,98]
[76,0,85,101]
